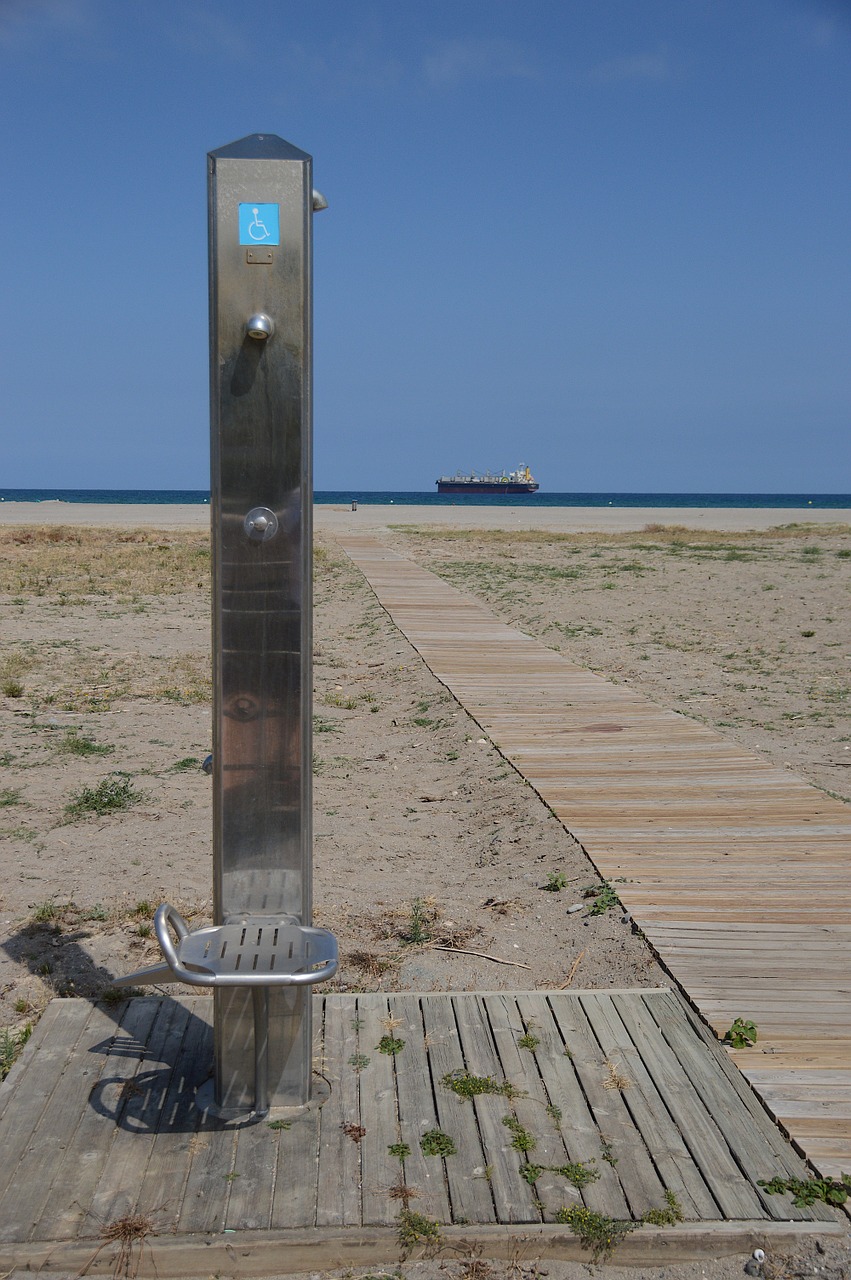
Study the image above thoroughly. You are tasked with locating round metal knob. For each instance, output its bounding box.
[244,507,279,542]
[246,313,274,341]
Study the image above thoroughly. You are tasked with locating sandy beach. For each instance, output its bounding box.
[0,499,848,532]
[1,506,849,1278]
[1,502,848,1002]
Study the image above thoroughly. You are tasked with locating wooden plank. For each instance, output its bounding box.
[134,1001,211,1230]
[175,1115,235,1236]
[483,993,573,1221]
[269,997,324,1230]
[0,998,65,1123]
[611,995,767,1220]
[389,994,452,1222]
[86,998,191,1227]
[270,1104,320,1230]
[314,993,362,1227]
[33,997,165,1242]
[224,1115,278,1231]
[0,1001,124,1243]
[420,993,495,1223]
[0,998,93,1213]
[1,1217,846,1278]
[513,994,631,1218]
[530,993,665,1219]
[576,993,721,1220]
[452,994,539,1223]
[354,994,402,1226]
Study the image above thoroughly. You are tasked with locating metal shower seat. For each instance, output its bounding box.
[114,903,338,1115]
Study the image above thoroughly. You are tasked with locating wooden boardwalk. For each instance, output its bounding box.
[0,991,842,1274]
[338,535,851,1178]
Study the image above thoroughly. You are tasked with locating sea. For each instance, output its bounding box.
[0,488,849,509]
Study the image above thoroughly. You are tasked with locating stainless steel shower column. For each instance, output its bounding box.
[208,134,317,1112]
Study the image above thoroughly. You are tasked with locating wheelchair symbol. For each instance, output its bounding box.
[247,208,270,241]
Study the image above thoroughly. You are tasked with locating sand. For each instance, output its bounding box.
[1,505,849,1279]
[0,499,848,532]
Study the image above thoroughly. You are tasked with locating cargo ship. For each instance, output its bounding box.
[436,465,539,495]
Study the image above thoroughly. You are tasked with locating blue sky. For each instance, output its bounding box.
[1,0,849,493]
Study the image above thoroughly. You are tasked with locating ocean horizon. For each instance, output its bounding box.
[0,488,849,510]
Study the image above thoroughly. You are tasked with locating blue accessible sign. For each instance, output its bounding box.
[238,203,280,246]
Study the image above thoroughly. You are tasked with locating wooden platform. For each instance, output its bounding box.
[0,991,843,1275]
[338,535,851,1178]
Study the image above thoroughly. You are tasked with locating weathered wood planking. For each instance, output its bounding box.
[337,535,851,1177]
[0,990,839,1262]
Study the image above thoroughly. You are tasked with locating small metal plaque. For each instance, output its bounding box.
[246,248,274,264]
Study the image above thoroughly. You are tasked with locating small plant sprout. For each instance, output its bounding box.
[388,1141,411,1161]
[420,1129,456,1157]
[403,896,433,945]
[502,1115,536,1153]
[517,1031,540,1052]
[642,1190,684,1225]
[583,881,621,915]
[542,871,568,892]
[348,1052,370,1071]
[377,1035,405,1055]
[724,1018,758,1048]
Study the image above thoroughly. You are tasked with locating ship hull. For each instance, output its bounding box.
[436,481,539,495]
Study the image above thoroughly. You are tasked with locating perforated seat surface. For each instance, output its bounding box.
[178,921,337,985]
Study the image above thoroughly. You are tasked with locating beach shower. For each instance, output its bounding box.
[115,134,337,1115]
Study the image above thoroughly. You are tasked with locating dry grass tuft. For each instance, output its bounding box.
[81,1210,158,1279]
[0,527,210,598]
[603,1060,631,1090]
[387,1175,420,1207]
[388,521,851,548]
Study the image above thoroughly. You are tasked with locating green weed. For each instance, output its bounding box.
[642,1190,685,1224]
[0,1023,33,1081]
[64,775,145,819]
[584,881,622,915]
[397,1208,441,1251]
[377,1035,405,1055]
[542,871,568,892]
[32,901,62,923]
[420,1129,456,1157]
[402,897,432,945]
[441,1069,521,1100]
[57,729,113,757]
[502,1115,536,1152]
[554,1205,636,1261]
[0,788,22,807]
[723,1018,757,1048]
[389,1142,411,1160]
[758,1172,851,1207]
